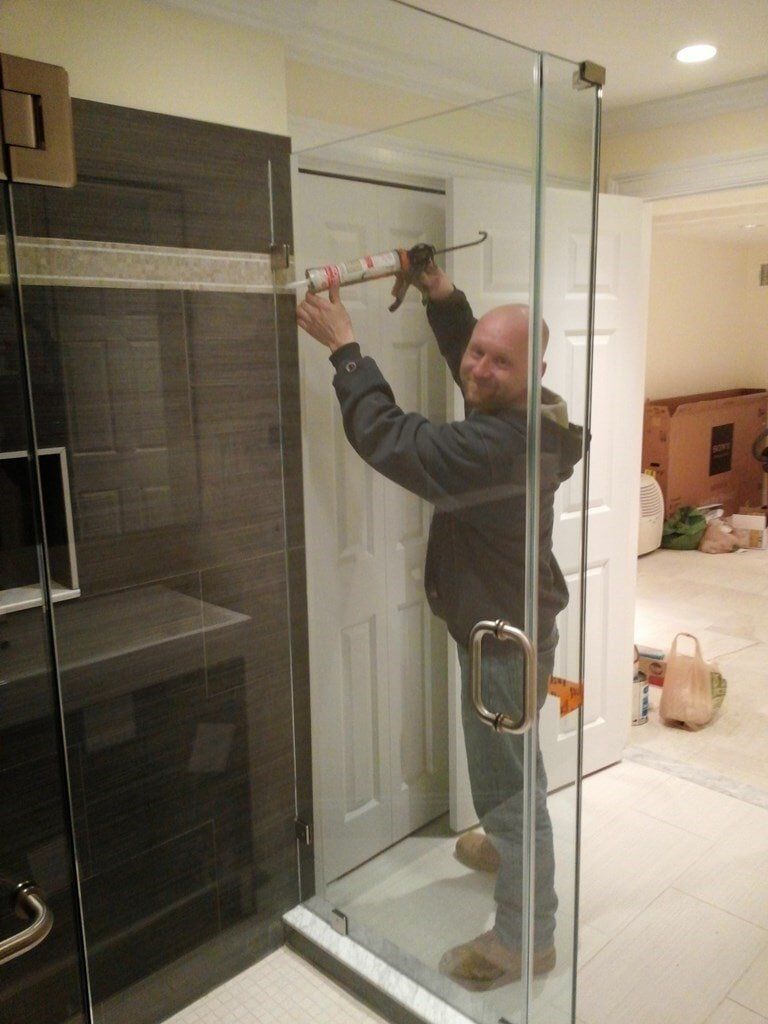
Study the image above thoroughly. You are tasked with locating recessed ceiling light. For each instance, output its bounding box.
[675,44,717,63]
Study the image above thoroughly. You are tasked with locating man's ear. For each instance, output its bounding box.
[541,359,548,379]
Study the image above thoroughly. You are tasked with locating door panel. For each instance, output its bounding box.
[295,172,447,882]
[296,175,394,881]
[448,180,644,796]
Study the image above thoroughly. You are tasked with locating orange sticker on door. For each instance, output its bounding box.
[548,676,584,716]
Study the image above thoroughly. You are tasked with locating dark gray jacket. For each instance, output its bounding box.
[330,289,583,648]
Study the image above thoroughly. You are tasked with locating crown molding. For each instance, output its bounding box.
[163,0,584,129]
[607,146,768,200]
[604,75,768,136]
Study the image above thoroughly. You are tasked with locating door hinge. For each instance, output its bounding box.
[573,60,606,91]
[0,53,76,187]
[270,242,291,271]
[331,909,348,936]
[294,818,312,846]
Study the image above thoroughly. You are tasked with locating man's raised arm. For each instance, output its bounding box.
[411,264,477,387]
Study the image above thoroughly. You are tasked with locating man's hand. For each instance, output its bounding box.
[391,261,454,305]
[296,282,355,351]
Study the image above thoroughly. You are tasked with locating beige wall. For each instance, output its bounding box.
[745,242,768,386]
[602,106,768,190]
[287,60,592,182]
[645,231,767,400]
[0,0,288,135]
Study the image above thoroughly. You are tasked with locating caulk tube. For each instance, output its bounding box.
[306,248,408,293]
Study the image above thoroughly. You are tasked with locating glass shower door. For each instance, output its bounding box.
[9,78,305,1024]
[287,5,602,1022]
[0,183,90,1024]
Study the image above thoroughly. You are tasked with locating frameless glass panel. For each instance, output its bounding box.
[289,23,581,1024]
[13,93,303,1024]
[530,54,600,1024]
[0,184,89,1024]
[288,7,600,1023]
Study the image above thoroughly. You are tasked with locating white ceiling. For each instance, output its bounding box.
[409,0,768,109]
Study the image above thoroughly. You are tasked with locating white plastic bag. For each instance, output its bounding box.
[698,519,739,554]
[659,633,717,730]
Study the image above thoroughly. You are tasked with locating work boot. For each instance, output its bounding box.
[454,831,500,873]
[439,929,556,990]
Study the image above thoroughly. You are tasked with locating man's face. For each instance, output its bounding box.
[459,310,530,414]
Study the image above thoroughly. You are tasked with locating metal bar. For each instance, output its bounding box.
[431,230,488,257]
[521,48,547,1024]
[571,75,603,1024]
[0,883,53,966]
[298,168,446,196]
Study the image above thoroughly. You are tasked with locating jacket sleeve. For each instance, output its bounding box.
[329,343,507,509]
[426,288,477,386]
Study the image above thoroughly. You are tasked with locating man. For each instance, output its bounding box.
[297,264,582,989]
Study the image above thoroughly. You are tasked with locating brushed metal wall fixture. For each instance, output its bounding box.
[0,53,76,187]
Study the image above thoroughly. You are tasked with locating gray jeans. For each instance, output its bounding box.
[457,636,558,950]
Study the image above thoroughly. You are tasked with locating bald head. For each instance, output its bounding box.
[459,303,548,413]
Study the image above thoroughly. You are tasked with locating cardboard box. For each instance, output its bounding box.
[731,511,768,549]
[642,388,768,516]
[636,645,667,687]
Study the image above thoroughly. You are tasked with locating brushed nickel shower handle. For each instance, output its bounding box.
[470,619,536,735]
[0,882,53,966]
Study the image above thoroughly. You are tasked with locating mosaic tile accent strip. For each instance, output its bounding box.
[624,745,768,809]
[9,236,300,293]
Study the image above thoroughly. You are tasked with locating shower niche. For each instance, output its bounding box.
[0,447,80,613]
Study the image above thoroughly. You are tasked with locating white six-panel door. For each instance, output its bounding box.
[448,179,647,824]
[294,172,448,884]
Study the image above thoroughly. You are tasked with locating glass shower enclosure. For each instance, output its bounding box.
[0,5,602,1024]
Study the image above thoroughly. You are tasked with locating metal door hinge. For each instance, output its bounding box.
[294,818,312,846]
[0,53,76,187]
[331,909,348,936]
[270,242,291,271]
[573,60,606,91]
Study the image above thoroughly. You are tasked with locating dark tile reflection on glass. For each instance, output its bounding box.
[14,100,292,254]
[9,98,309,1023]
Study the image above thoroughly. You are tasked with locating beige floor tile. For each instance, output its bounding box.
[574,889,768,1024]
[729,943,768,1018]
[579,759,669,837]
[676,865,768,933]
[579,806,713,936]
[703,1001,768,1024]
[632,773,755,840]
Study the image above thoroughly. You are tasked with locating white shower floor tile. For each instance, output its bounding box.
[163,946,388,1024]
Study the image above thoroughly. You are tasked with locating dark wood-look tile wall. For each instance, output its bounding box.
[4,99,311,1024]
[14,100,293,254]
[1,244,89,1024]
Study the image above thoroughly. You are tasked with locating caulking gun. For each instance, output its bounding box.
[303,231,488,312]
